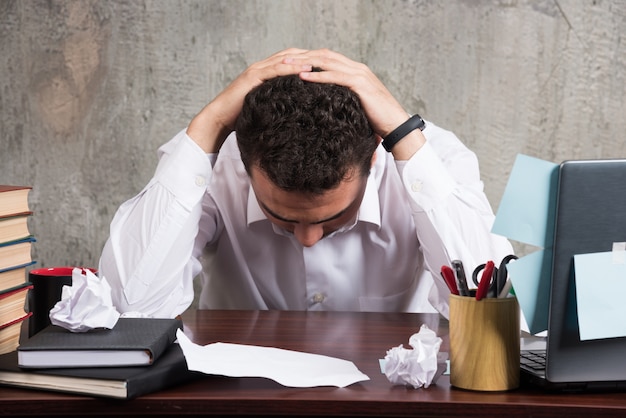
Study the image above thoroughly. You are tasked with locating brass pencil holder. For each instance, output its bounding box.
[449,294,520,391]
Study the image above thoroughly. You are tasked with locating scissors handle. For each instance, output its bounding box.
[472,263,485,287]
[496,254,519,295]
[472,263,497,289]
[475,260,495,301]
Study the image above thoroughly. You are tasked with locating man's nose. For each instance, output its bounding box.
[293,224,324,247]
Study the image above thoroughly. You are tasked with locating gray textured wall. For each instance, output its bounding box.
[1,0,625,271]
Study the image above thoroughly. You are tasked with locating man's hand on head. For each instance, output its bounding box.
[187,48,313,153]
[288,49,426,160]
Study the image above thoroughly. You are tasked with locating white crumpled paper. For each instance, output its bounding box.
[49,267,121,332]
[382,324,443,389]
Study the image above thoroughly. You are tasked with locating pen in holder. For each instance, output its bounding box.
[449,294,520,391]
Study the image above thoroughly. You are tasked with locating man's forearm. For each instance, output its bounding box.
[390,128,426,161]
[186,102,232,153]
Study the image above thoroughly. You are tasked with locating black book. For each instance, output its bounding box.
[0,343,200,399]
[17,317,182,368]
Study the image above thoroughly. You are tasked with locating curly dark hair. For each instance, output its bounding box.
[235,75,376,195]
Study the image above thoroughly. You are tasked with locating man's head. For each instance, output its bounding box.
[235,75,377,246]
[235,74,376,194]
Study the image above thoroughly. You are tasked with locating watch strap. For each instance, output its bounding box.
[382,114,426,152]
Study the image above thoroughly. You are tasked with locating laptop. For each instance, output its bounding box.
[520,158,626,391]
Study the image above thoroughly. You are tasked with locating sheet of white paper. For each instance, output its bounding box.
[574,251,626,340]
[176,329,369,388]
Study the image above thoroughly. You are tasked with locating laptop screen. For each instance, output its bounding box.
[546,159,626,384]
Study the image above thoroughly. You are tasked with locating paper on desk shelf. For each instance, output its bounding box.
[49,267,120,332]
[176,329,370,388]
[382,324,443,389]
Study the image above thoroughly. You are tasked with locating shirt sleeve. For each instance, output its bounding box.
[396,121,515,318]
[98,129,216,318]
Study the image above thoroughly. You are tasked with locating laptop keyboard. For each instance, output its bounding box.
[520,350,547,372]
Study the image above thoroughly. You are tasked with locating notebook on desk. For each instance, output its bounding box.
[520,158,626,391]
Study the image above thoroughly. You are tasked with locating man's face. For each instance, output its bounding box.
[250,166,367,247]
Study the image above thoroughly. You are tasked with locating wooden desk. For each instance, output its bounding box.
[1,309,626,417]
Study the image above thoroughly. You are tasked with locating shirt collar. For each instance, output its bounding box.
[247,186,267,225]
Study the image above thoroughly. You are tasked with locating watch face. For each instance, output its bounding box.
[413,114,426,131]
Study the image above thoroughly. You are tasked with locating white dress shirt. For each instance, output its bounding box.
[99,120,514,319]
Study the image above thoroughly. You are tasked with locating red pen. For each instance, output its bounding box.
[475,260,495,301]
[440,265,459,295]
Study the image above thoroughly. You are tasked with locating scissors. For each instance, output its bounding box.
[472,254,519,298]
[472,260,496,299]
[494,254,518,296]
[473,260,495,300]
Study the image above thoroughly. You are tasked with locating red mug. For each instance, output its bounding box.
[28,266,97,337]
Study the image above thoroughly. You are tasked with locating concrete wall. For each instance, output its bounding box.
[1,0,625,271]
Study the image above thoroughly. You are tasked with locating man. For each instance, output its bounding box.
[99,48,513,319]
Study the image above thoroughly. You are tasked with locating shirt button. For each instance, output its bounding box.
[312,293,325,303]
[411,180,423,192]
[195,176,206,187]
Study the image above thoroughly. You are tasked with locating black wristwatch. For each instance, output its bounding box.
[382,114,426,152]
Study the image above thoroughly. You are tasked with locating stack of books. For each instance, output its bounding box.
[0,317,195,399]
[0,185,36,355]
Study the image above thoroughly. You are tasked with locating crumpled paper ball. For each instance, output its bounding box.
[383,324,443,389]
[49,267,121,332]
